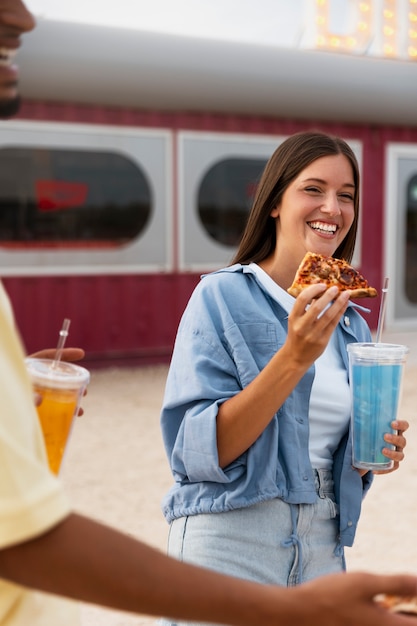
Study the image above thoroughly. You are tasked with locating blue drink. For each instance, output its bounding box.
[347,343,408,471]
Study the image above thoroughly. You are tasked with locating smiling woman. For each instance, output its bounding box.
[157,132,410,626]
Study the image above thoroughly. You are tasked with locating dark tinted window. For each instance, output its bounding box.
[0,148,152,247]
[197,157,267,247]
[405,173,417,302]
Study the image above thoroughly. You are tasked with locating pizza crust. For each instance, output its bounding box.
[375,594,417,615]
[287,252,378,299]
[288,284,377,299]
[347,287,378,299]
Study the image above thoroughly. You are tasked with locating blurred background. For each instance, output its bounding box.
[1,0,416,367]
[6,3,416,625]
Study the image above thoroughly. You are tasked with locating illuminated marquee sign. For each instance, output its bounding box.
[301,0,417,60]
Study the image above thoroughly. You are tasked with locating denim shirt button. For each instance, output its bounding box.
[302,475,309,481]
[347,520,353,527]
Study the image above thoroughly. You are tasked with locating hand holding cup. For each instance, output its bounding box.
[348,342,409,471]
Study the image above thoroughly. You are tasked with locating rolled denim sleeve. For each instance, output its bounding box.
[172,400,227,482]
[160,277,253,483]
[161,324,245,483]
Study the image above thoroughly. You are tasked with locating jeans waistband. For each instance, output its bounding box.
[313,468,335,499]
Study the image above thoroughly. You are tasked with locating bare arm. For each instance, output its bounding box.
[0,512,416,626]
[216,284,350,467]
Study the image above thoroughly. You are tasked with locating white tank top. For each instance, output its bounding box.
[249,264,351,469]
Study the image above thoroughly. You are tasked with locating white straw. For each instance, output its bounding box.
[375,278,389,344]
[52,318,71,368]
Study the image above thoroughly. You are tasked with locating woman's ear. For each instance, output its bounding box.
[270,205,280,218]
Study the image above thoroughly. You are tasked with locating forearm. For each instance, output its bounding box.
[1,514,417,626]
[0,512,282,625]
[216,343,307,467]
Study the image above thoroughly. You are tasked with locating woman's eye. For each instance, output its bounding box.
[339,193,354,201]
[305,186,321,193]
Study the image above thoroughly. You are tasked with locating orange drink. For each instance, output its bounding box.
[34,386,79,474]
[25,358,90,474]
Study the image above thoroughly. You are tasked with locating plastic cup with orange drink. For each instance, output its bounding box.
[25,357,90,474]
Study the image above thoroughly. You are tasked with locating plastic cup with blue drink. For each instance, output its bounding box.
[347,343,409,471]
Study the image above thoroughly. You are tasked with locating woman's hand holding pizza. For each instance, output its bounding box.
[286,283,350,369]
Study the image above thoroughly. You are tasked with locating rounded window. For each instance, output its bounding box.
[0,148,152,248]
[405,173,417,302]
[197,157,267,247]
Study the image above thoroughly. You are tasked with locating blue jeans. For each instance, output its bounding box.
[159,469,344,626]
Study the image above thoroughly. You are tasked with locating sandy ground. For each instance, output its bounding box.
[60,331,417,626]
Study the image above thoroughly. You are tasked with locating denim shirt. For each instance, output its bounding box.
[160,264,373,549]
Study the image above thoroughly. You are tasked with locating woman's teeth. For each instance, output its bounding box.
[308,221,337,234]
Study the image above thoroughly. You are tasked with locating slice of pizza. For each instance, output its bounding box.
[287,252,378,299]
[375,594,417,616]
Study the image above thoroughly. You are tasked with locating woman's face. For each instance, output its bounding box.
[271,153,356,262]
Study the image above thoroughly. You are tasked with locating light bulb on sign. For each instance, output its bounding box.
[300,0,417,61]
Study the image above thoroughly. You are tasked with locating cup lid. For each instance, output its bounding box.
[347,342,409,362]
[25,358,90,388]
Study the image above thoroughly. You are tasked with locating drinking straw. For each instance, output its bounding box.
[375,277,389,344]
[52,318,71,368]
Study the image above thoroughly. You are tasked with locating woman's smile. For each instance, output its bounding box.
[307,220,338,237]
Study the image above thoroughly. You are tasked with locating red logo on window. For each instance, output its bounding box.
[35,180,88,211]
[246,181,258,200]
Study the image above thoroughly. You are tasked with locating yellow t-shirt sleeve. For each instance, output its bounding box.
[0,283,71,548]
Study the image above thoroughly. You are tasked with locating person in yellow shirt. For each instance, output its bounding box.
[0,2,416,625]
